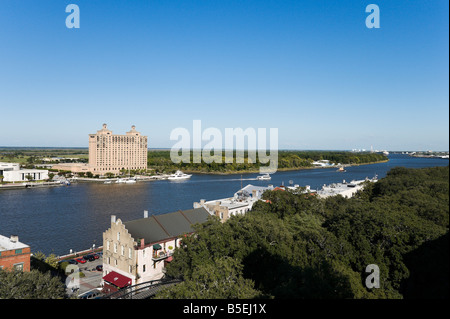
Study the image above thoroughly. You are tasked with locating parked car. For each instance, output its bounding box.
[75,257,86,264]
[93,254,100,259]
[96,265,103,271]
[68,259,78,265]
[83,254,95,261]
[78,288,103,299]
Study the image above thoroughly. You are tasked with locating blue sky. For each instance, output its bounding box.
[0,0,448,151]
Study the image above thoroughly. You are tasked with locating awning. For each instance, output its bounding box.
[165,256,173,262]
[102,271,132,288]
[153,243,162,250]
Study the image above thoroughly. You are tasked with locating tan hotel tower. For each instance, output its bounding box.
[88,124,148,175]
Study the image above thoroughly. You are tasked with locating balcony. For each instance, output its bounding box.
[152,251,173,262]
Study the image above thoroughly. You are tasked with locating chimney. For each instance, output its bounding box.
[111,215,116,224]
[144,210,148,218]
[10,235,18,243]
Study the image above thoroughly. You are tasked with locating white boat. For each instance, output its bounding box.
[256,174,271,180]
[167,170,192,180]
[104,180,112,184]
[115,178,136,184]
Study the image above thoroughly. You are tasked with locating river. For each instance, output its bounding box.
[0,154,448,255]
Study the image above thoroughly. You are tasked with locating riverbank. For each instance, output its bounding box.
[177,159,390,175]
[0,181,64,190]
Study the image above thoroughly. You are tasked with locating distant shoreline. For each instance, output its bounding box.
[176,159,390,175]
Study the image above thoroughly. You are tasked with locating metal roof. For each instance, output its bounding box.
[123,207,210,245]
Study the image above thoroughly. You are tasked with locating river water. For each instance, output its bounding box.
[0,154,448,255]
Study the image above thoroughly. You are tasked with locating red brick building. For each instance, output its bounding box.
[0,235,31,272]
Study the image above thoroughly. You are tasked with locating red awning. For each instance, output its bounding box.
[102,271,132,288]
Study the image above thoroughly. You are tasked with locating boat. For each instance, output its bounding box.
[115,178,136,184]
[167,170,192,180]
[256,173,271,180]
[104,180,112,184]
[337,166,346,172]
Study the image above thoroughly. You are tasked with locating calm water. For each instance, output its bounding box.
[0,154,448,255]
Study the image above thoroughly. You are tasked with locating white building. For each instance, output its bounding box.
[194,184,273,222]
[0,162,49,182]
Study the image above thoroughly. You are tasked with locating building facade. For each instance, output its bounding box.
[88,124,148,175]
[0,235,31,272]
[0,162,49,182]
[102,208,210,293]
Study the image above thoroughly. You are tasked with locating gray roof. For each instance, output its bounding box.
[124,207,210,245]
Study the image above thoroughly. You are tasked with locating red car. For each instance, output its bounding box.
[75,257,86,264]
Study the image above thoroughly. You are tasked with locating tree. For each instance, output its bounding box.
[0,269,66,299]
[155,257,260,299]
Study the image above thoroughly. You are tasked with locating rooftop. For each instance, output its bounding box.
[123,207,210,245]
[0,235,29,252]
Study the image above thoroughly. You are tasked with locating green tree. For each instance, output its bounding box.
[0,269,66,299]
[155,257,260,299]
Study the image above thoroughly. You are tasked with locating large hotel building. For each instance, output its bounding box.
[52,124,148,175]
[88,124,148,175]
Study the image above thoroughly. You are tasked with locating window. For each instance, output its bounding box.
[114,243,117,253]
[117,232,120,241]
[15,249,22,254]
[129,248,132,259]
[13,263,24,271]
[106,241,110,251]
[121,245,124,256]
[143,264,146,272]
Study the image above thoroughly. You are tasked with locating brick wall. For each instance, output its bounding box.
[0,247,31,272]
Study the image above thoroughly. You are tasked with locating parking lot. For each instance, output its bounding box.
[63,253,104,298]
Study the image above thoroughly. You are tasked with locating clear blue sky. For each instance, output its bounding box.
[0,0,448,151]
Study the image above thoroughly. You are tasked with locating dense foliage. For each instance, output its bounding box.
[0,269,66,299]
[148,150,387,173]
[157,166,449,299]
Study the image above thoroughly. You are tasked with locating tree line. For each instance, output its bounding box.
[148,150,388,173]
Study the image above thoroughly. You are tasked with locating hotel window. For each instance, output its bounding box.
[117,232,120,241]
[107,241,110,251]
[121,245,124,256]
[129,265,133,273]
[114,243,117,253]
[143,264,146,272]
[129,248,132,259]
